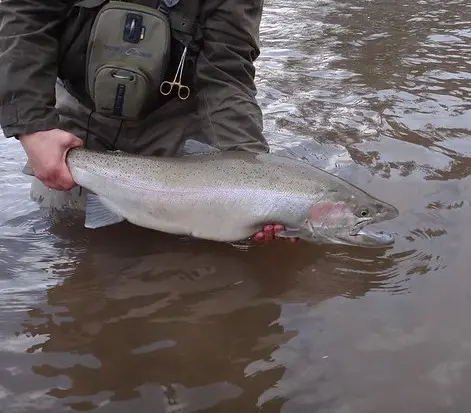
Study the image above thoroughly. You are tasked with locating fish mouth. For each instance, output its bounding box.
[349,218,372,236]
[307,220,395,248]
[341,219,395,247]
[336,227,395,247]
[351,228,395,247]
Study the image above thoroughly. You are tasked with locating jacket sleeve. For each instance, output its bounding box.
[195,0,269,153]
[0,0,72,138]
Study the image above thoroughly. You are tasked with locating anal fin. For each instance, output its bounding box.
[275,228,313,241]
[85,194,125,229]
[22,161,35,177]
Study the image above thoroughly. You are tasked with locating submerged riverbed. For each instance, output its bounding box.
[1,0,471,411]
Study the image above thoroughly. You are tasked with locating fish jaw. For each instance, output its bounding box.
[304,221,397,248]
[326,227,396,247]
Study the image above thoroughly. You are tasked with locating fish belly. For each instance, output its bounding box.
[71,161,313,242]
[100,184,308,242]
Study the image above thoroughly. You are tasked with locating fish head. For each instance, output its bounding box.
[305,192,399,247]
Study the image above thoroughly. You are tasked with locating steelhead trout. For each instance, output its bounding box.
[41,140,398,247]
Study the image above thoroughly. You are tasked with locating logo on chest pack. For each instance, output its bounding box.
[103,44,152,59]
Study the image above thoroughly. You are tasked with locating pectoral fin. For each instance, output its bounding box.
[179,139,221,156]
[85,194,125,229]
[22,161,35,177]
[275,228,313,241]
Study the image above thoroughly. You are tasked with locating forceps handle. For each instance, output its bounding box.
[177,85,190,100]
[160,81,174,96]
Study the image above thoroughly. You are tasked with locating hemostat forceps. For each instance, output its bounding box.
[160,46,190,100]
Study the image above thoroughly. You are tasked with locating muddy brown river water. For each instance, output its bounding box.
[1,0,471,411]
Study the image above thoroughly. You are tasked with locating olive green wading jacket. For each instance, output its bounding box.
[0,0,269,152]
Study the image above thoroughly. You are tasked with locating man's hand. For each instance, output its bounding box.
[251,224,298,242]
[19,129,83,191]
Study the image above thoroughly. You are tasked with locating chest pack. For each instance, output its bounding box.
[75,0,199,120]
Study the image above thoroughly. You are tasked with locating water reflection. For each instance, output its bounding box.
[1,214,406,411]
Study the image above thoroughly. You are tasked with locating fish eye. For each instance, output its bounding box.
[359,208,369,217]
